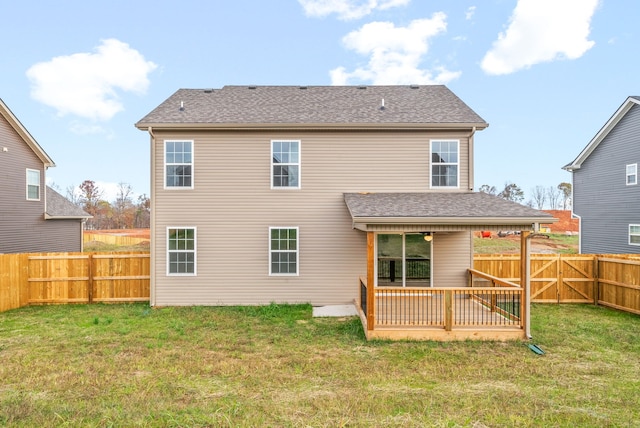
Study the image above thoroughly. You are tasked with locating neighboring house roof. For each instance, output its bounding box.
[45,186,92,219]
[0,98,55,167]
[344,192,557,227]
[135,85,488,130]
[563,96,640,171]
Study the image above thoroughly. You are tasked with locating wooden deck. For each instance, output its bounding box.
[358,274,526,341]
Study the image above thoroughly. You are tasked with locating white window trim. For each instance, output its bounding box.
[269,226,299,276]
[166,226,197,276]
[164,140,194,190]
[430,139,460,189]
[26,168,40,201]
[626,163,637,186]
[630,224,640,246]
[271,140,301,190]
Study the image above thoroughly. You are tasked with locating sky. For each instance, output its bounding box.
[1,0,637,205]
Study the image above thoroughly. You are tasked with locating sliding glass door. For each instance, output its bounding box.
[376,233,431,287]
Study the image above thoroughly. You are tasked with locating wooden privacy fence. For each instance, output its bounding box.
[474,254,640,315]
[0,252,150,313]
[2,252,639,316]
[84,232,150,246]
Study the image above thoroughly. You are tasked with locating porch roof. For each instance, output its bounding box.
[344,192,557,231]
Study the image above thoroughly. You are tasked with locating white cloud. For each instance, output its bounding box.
[481,0,599,75]
[27,39,157,121]
[298,0,410,20]
[465,6,476,20]
[330,14,461,85]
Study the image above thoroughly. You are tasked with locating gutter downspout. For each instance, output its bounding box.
[148,126,156,307]
[468,126,476,191]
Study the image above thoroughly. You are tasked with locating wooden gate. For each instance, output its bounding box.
[475,254,597,303]
[557,256,596,303]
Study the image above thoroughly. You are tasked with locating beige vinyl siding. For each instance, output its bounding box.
[151,130,473,306]
[432,232,472,287]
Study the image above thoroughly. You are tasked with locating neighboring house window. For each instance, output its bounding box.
[627,163,637,185]
[269,227,298,275]
[165,140,193,188]
[271,140,300,189]
[630,225,640,246]
[167,227,196,275]
[26,169,40,200]
[431,140,459,188]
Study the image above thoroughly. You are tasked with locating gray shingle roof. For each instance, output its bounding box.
[46,186,91,218]
[136,85,487,127]
[344,192,556,223]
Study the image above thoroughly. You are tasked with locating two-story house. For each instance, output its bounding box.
[136,85,555,340]
[0,98,90,253]
[564,96,640,254]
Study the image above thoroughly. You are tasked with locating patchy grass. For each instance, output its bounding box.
[1,303,639,426]
[83,240,150,252]
[474,233,579,254]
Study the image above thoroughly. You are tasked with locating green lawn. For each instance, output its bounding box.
[1,303,639,427]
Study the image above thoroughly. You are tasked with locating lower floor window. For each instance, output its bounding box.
[630,225,640,246]
[167,227,196,275]
[270,227,298,275]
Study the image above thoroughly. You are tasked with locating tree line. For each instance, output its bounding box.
[479,182,572,210]
[61,180,150,230]
[55,179,568,230]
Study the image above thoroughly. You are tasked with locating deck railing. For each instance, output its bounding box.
[358,270,524,334]
[377,257,430,283]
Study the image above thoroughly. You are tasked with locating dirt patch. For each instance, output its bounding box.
[87,229,150,239]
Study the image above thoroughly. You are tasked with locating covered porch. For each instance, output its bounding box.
[344,192,557,341]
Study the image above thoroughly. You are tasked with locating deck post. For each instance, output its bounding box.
[444,290,453,331]
[520,231,531,338]
[366,231,375,331]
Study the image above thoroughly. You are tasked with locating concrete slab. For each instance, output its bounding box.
[312,304,358,317]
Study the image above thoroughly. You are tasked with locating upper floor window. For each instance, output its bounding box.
[272,140,300,189]
[269,227,298,275]
[167,227,197,275]
[165,141,193,188]
[26,169,40,201]
[626,163,637,185]
[630,225,640,246]
[431,140,459,188]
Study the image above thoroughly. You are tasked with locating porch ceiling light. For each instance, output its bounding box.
[422,232,433,242]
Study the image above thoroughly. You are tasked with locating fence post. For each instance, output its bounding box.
[593,255,599,306]
[87,253,93,304]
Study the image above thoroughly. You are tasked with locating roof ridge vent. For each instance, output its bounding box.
[358,86,367,90]
[299,86,308,90]
[248,86,257,90]
[410,84,419,89]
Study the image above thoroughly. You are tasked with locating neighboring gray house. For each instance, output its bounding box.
[136,85,555,317]
[564,96,640,254]
[0,98,91,254]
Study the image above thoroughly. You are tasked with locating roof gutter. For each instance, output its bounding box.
[351,216,558,226]
[135,122,488,132]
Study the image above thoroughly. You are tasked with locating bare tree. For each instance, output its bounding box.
[558,182,572,210]
[478,184,497,195]
[546,186,561,209]
[114,182,134,229]
[497,182,524,203]
[65,184,82,205]
[79,180,103,229]
[530,186,547,209]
